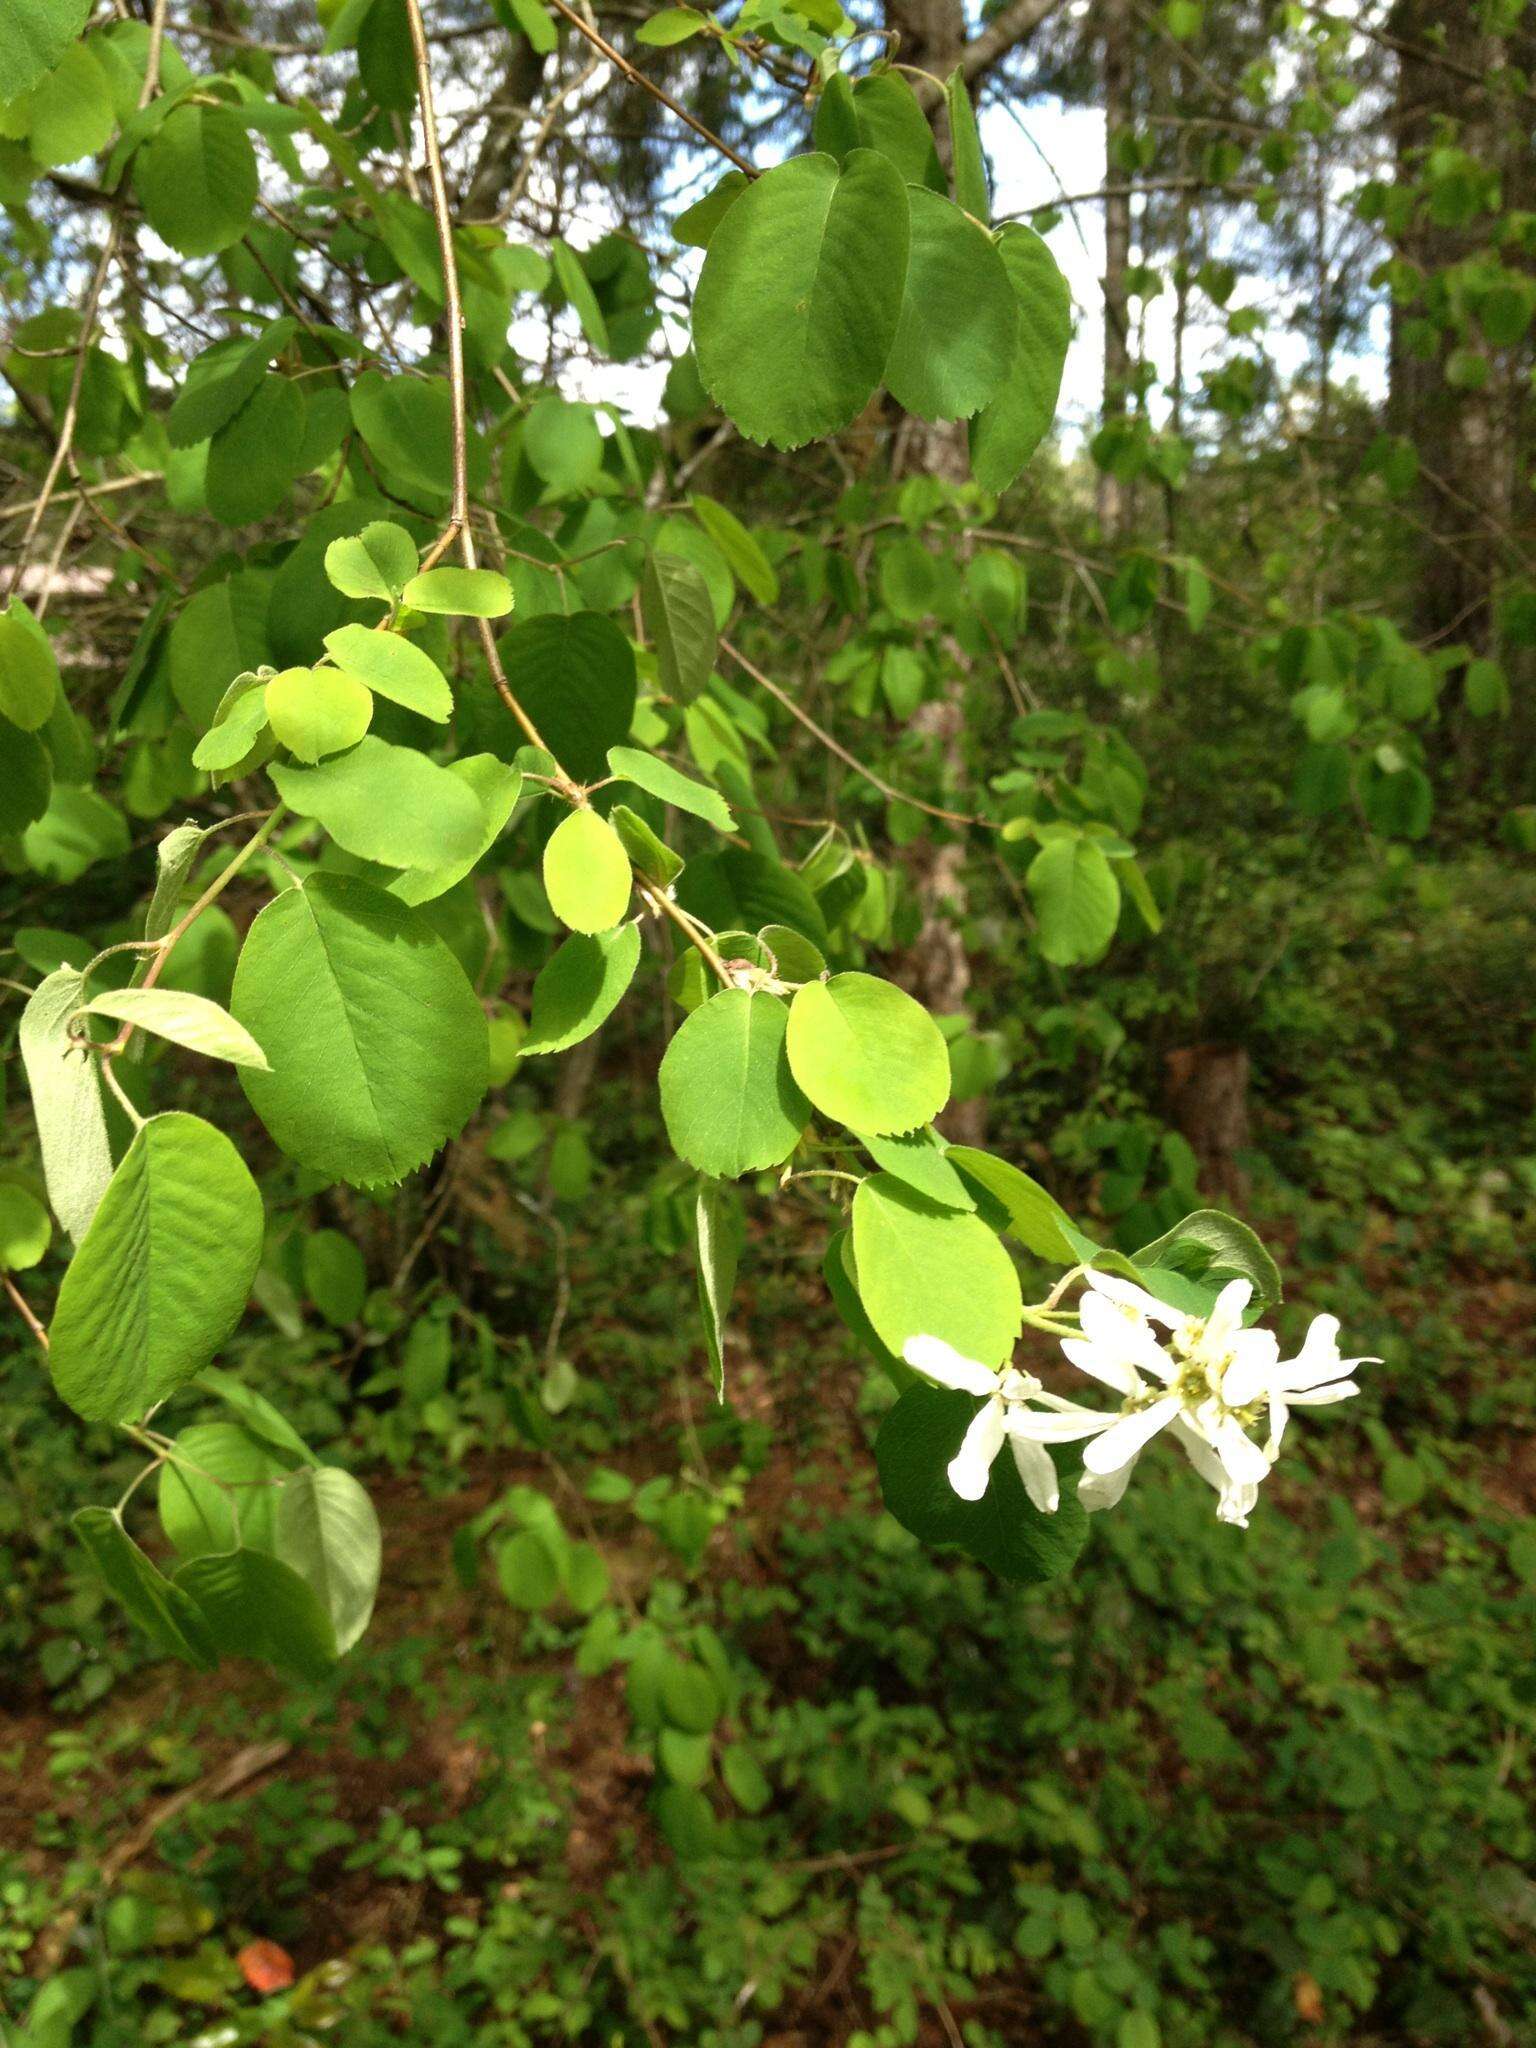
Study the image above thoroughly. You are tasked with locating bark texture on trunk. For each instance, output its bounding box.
[1163,1046,1251,1206]
[1097,0,1134,538]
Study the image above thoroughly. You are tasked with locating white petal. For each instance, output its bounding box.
[904,1334,997,1397]
[1006,1403,1117,1443]
[1168,1411,1229,1495]
[1216,1482,1258,1527]
[1060,1335,1141,1396]
[1265,1395,1290,1459]
[1283,1378,1359,1406]
[1211,1414,1271,1487]
[946,1396,1007,1501]
[1221,1330,1280,1408]
[1081,1394,1181,1476]
[1078,1293,1175,1380]
[1203,1278,1254,1350]
[1009,1434,1060,1513]
[1078,1456,1139,1511]
[1083,1270,1181,1328]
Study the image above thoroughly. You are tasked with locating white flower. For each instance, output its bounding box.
[902,1335,1082,1514]
[1013,1273,1366,1528]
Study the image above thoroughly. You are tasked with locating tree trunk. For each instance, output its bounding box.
[1097,0,1134,538]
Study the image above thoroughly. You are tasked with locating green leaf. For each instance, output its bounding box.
[21,785,128,882]
[174,1547,337,1681]
[549,239,611,354]
[19,968,113,1244]
[73,1508,218,1669]
[498,1527,562,1609]
[494,612,636,782]
[197,1364,319,1468]
[611,802,682,887]
[884,188,1016,423]
[1027,835,1120,966]
[695,1177,743,1397]
[205,374,305,526]
[522,922,643,1055]
[946,1146,1079,1263]
[637,6,703,42]
[969,223,1072,492]
[1133,1208,1283,1310]
[231,875,488,1187]
[158,1420,288,1560]
[0,600,59,731]
[168,576,269,729]
[673,170,749,249]
[856,1127,974,1211]
[606,745,734,831]
[349,370,483,502]
[692,150,911,450]
[0,714,52,835]
[133,104,258,258]
[167,319,297,449]
[322,623,453,722]
[49,1113,265,1424]
[274,1465,381,1654]
[720,1744,772,1812]
[190,679,270,773]
[659,989,810,1177]
[875,1384,1088,1583]
[401,566,514,617]
[660,1658,720,1732]
[688,494,779,605]
[387,754,522,907]
[3,0,92,99]
[81,986,271,1070]
[302,1227,367,1325]
[522,394,604,491]
[785,973,950,1135]
[26,41,114,168]
[852,1172,1022,1367]
[640,550,717,702]
[944,68,989,223]
[266,664,373,763]
[842,73,944,191]
[543,807,633,933]
[0,1180,52,1271]
[271,733,484,869]
[323,520,418,600]
[677,847,829,951]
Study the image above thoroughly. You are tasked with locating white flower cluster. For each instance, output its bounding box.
[903,1273,1370,1527]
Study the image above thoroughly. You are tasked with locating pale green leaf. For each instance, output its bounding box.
[543,807,633,933]
[19,968,112,1244]
[322,623,452,721]
[401,566,513,617]
[387,754,522,906]
[271,733,484,869]
[785,973,950,1135]
[274,1465,381,1654]
[1027,835,1120,965]
[81,986,271,1070]
[688,494,779,605]
[607,745,734,831]
[852,1171,1022,1367]
[946,1146,1079,1263]
[158,1420,287,1560]
[0,1181,52,1272]
[266,664,373,762]
[323,520,418,600]
[0,600,59,731]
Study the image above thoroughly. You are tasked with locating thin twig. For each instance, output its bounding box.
[543,0,756,175]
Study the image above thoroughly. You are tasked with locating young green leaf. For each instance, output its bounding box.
[0,1181,52,1272]
[659,989,810,1177]
[785,973,950,1135]
[607,745,734,831]
[158,1420,289,1560]
[265,665,373,763]
[852,1172,1022,1368]
[274,1465,381,1655]
[543,808,633,933]
[49,1113,265,1424]
[1026,835,1121,965]
[81,986,271,1070]
[692,150,911,450]
[401,566,514,617]
[271,733,484,869]
[0,600,59,731]
[19,968,113,1244]
[322,624,453,721]
[323,520,418,600]
[946,1146,1080,1263]
[386,754,523,907]
[231,875,489,1187]
[855,1127,974,1211]
[522,924,643,1056]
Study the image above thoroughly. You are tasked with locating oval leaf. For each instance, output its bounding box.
[786,973,950,1135]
